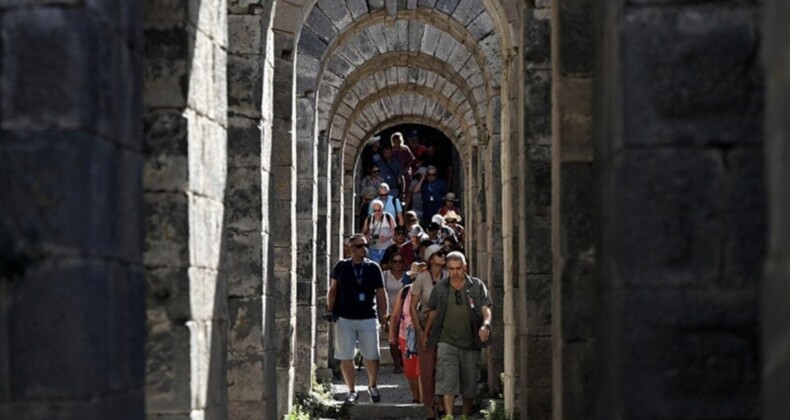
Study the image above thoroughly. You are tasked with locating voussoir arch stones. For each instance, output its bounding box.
[328,67,478,142]
[341,113,471,174]
[307,7,501,89]
[320,52,486,132]
[340,84,474,151]
[341,93,472,170]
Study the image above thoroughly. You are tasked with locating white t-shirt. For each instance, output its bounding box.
[384,270,407,312]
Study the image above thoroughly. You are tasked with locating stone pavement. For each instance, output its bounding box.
[328,365,495,419]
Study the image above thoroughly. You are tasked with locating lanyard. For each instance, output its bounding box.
[352,263,364,285]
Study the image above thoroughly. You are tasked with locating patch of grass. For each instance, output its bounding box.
[479,399,519,420]
[290,368,347,419]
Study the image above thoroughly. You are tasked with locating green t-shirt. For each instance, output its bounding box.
[438,287,474,349]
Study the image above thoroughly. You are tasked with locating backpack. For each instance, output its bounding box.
[402,286,418,357]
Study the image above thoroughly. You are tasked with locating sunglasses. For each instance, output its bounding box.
[372,170,379,173]
[373,209,382,213]
[392,259,404,263]
[455,290,463,305]
[433,252,445,259]
[427,173,437,176]
[352,244,368,249]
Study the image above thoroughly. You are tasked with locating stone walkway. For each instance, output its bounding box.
[328,364,496,419]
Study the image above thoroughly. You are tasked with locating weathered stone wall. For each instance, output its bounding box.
[0,2,145,417]
[314,132,332,376]
[763,1,790,418]
[270,30,297,419]
[550,0,594,419]
[225,2,276,419]
[485,129,505,392]
[595,2,764,417]
[520,2,553,419]
[294,91,317,396]
[143,0,229,418]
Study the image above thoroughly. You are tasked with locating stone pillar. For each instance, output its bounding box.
[315,133,332,377]
[225,3,275,419]
[519,4,554,419]
[485,128,505,392]
[328,144,345,367]
[143,1,229,418]
[345,171,356,234]
[763,1,790,418]
[501,54,520,416]
[0,3,145,418]
[550,1,594,419]
[475,143,489,305]
[595,2,764,417]
[295,93,317,396]
[270,31,297,418]
[466,148,479,273]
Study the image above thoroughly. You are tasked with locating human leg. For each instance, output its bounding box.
[435,343,461,416]
[390,341,403,372]
[418,331,437,416]
[400,337,421,402]
[459,348,482,415]
[333,318,358,395]
[462,397,474,416]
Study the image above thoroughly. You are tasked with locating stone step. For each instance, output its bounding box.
[338,402,426,419]
[324,400,498,419]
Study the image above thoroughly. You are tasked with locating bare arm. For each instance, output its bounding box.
[409,289,422,332]
[389,290,404,344]
[413,174,425,193]
[376,287,388,324]
[327,279,338,313]
[479,304,492,343]
[420,309,436,348]
[361,216,370,236]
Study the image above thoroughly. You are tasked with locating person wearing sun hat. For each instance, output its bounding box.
[400,225,425,266]
[438,192,462,220]
[409,244,448,418]
[428,214,456,245]
[443,210,464,243]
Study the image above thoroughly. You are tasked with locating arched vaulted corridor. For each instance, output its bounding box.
[0,1,785,420]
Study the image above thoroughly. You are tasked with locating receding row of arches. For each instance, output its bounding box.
[0,1,780,420]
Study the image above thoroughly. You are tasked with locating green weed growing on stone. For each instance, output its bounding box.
[290,368,346,419]
[479,399,519,420]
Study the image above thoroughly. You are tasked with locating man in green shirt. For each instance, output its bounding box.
[422,252,492,419]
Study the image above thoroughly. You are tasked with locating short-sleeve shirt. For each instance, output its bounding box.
[410,269,447,322]
[330,258,384,320]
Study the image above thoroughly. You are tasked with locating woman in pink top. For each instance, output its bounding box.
[389,269,422,403]
[409,244,447,418]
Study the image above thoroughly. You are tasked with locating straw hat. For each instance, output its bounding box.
[407,262,426,277]
[443,192,459,202]
[444,210,462,223]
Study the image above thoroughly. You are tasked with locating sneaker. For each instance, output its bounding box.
[369,385,381,403]
[344,391,358,405]
[393,365,403,374]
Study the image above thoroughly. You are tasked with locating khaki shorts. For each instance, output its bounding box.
[435,342,481,398]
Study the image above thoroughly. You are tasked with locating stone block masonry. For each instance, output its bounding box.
[595,2,763,418]
[143,0,230,418]
[0,2,145,419]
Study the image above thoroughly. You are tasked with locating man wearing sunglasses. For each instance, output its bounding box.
[421,252,492,419]
[326,234,389,404]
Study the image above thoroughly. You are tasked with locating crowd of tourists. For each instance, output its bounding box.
[325,132,492,419]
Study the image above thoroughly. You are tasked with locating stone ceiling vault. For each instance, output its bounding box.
[273,0,516,173]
